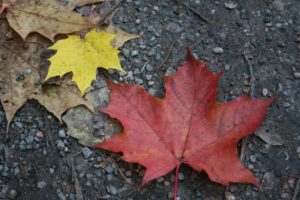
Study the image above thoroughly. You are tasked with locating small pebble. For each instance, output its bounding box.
[272,0,284,11]
[248,164,254,169]
[131,50,139,57]
[56,140,65,150]
[36,131,44,138]
[105,166,114,174]
[250,155,256,163]
[49,168,55,174]
[281,193,289,199]
[145,74,152,80]
[58,130,66,138]
[37,181,47,189]
[156,177,164,183]
[148,81,155,86]
[262,88,268,96]
[224,1,237,9]
[178,172,185,181]
[7,189,17,199]
[225,192,236,200]
[135,19,141,24]
[262,172,276,190]
[109,185,118,195]
[125,170,132,177]
[57,191,66,200]
[82,147,93,159]
[294,72,300,79]
[146,64,154,71]
[213,47,224,54]
[164,181,170,186]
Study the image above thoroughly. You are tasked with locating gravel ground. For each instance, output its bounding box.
[1,0,300,199]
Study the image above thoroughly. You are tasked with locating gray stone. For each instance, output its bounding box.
[82,147,93,159]
[272,0,284,11]
[56,140,65,150]
[249,155,256,163]
[105,166,114,174]
[130,50,139,57]
[7,190,17,200]
[57,191,66,200]
[213,47,224,54]
[14,122,23,129]
[148,81,155,86]
[262,88,268,96]
[146,64,154,71]
[25,135,34,144]
[178,172,185,181]
[109,185,118,195]
[49,168,55,174]
[294,72,300,79]
[139,44,146,49]
[148,88,156,96]
[13,167,20,176]
[58,130,66,138]
[262,172,276,190]
[135,19,141,24]
[155,53,161,60]
[224,1,237,9]
[37,181,47,189]
[145,74,152,80]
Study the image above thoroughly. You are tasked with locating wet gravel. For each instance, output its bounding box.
[1,0,300,199]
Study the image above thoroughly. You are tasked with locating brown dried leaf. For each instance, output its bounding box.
[3,0,101,41]
[0,21,93,131]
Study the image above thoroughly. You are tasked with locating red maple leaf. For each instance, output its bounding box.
[95,49,274,198]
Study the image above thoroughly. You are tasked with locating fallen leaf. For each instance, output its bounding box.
[0,22,93,131]
[96,49,275,190]
[33,82,94,123]
[0,23,41,130]
[98,25,140,48]
[46,29,123,94]
[0,0,101,41]
[255,122,284,146]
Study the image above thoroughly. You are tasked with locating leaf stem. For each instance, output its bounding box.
[174,163,181,200]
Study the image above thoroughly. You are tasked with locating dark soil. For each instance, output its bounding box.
[1,0,300,199]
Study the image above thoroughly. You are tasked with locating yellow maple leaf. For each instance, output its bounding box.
[46,29,123,94]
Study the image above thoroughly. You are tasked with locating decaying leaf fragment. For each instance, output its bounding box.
[0,42,40,129]
[0,0,103,41]
[46,29,123,95]
[98,25,140,48]
[96,49,275,194]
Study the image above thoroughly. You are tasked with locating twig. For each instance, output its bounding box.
[158,40,174,72]
[292,176,300,200]
[239,48,256,161]
[43,112,56,151]
[174,0,209,24]
[98,1,122,25]
[243,52,255,97]
[239,136,248,161]
[109,153,138,191]
[69,158,83,200]
[138,61,148,74]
